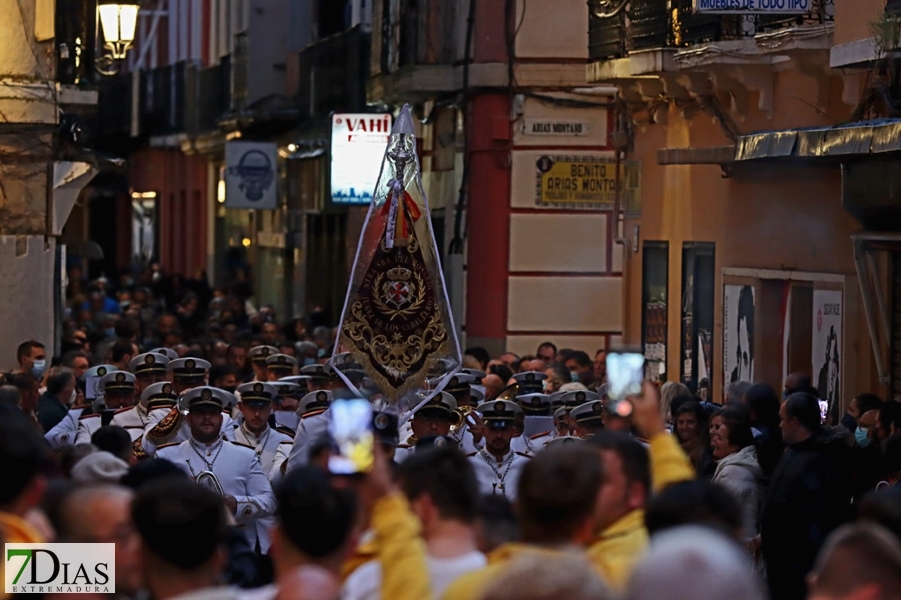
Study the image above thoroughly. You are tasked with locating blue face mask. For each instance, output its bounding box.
[570,370,580,382]
[303,357,316,366]
[31,359,46,378]
[105,328,116,338]
[855,426,871,448]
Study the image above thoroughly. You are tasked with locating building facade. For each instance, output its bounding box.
[368,0,623,357]
[585,0,895,411]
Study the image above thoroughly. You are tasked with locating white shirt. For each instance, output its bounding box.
[44,407,85,449]
[468,448,529,501]
[342,551,487,600]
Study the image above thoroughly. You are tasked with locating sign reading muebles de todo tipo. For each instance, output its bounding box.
[693,0,809,12]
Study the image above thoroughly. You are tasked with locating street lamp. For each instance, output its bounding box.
[96,1,139,75]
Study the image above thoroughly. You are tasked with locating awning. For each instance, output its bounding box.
[734,118,901,161]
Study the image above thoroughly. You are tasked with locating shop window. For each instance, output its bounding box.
[680,243,714,396]
[642,241,668,381]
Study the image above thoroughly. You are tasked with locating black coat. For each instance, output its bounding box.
[759,428,853,600]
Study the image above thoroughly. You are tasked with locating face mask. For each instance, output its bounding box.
[303,357,316,366]
[570,370,580,382]
[317,348,326,358]
[223,386,237,394]
[541,379,548,392]
[105,328,116,337]
[31,360,46,378]
[855,427,871,448]
[68,389,77,405]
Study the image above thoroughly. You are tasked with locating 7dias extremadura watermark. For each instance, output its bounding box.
[5,544,115,594]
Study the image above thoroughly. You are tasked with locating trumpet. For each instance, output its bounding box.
[450,405,473,432]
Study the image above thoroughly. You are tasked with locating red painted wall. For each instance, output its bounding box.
[129,148,209,277]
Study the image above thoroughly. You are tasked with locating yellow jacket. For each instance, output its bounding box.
[587,432,694,589]
[342,492,431,600]
[0,511,44,600]
[441,543,579,600]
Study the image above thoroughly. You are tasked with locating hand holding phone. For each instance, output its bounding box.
[605,351,645,418]
[328,399,375,475]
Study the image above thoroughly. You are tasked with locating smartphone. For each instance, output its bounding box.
[328,399,375,475]
[605,351,645,418]
[85,375,103,400]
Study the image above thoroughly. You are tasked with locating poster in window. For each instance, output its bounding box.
[812,290,842,418]
[723,284,755,385]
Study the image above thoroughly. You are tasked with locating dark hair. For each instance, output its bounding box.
[489,363,513,385]
[784,392,823,432]
[91,426,133,463]
[46,368,75,395]
[645,480,743,538]
[61,350,90,370]
[712,407,755,451]
[878,402,901,436]
[464,347,490,369]
[669,394,694,422]
[745,383,781,427]
[566,350,592,369]
[537,342,557,355]
[120,458,189,490]
[115,317,140,340]
[517,444,604,544]
[859,487,901,543]
[397,446,479,524]
[885,435,901,473]
[0,408,51,507]
[274,466,357,559]
[209,365,236,385]
[476,495,519,552]
[586,431,651,493]
[675,401,709,444]
[855,393,884,416]
[16,340,44,363]
[60,444,97,477]
[132,479,227,569]
[9,372,38,394]
[111,338,136,363]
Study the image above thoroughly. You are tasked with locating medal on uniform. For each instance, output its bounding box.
[333,105,461,407]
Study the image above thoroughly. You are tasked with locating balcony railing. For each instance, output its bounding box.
[296,26,371,118]
[232,32,248,111]
[379,0,456,73]
[185,57,232,135]
[589,0,834,61]
[140,62,186,137]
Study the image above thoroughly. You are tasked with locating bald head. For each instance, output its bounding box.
[58,484,134,541]
[809,523,901,600]
[625,526,762,600]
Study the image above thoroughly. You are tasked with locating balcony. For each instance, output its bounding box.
[139,62,187,138]
[296,26,371,118]
[369,0,458,103]
[186,58,232,135]
[587,0,834,115]
[588,0,834,62]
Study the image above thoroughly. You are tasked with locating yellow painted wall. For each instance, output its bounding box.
[834,0,884,47]
[621,68,880,403]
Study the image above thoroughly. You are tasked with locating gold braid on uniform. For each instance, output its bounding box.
[145,407,184,445]
[132,436,148,460]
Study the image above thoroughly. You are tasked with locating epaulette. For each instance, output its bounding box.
[156,441,181,450]
[230,441,255,450]
[145,408,184,444]
[123,425,144,430]
[301,408,328,419]
[529,430,551,440]
[466,451,478,457]
[113,406,133,415]
[79,413,100,420]
[222,409,232,415]
[515,452,532,459]
[278,440,293,445]
[275,425,295,438]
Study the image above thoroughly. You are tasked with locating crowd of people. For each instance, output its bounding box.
[1,268,901,600]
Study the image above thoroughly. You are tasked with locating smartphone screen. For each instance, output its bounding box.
[328,399,375,475]
[606,352,645,417]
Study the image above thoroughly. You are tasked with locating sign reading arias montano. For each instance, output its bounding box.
[693,0,810,13]
[535,155,641,212]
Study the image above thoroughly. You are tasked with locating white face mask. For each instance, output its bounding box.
[68,389,77,405]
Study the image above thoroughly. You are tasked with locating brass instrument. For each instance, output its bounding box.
[494,383,521,402]
[195,470,225,496]
[450,405,472,432]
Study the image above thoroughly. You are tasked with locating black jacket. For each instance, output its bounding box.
[759,427,853,600]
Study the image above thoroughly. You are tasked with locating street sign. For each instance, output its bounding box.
[693,0,810,13]
[535,155,642,213]
[331,113,393,205]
